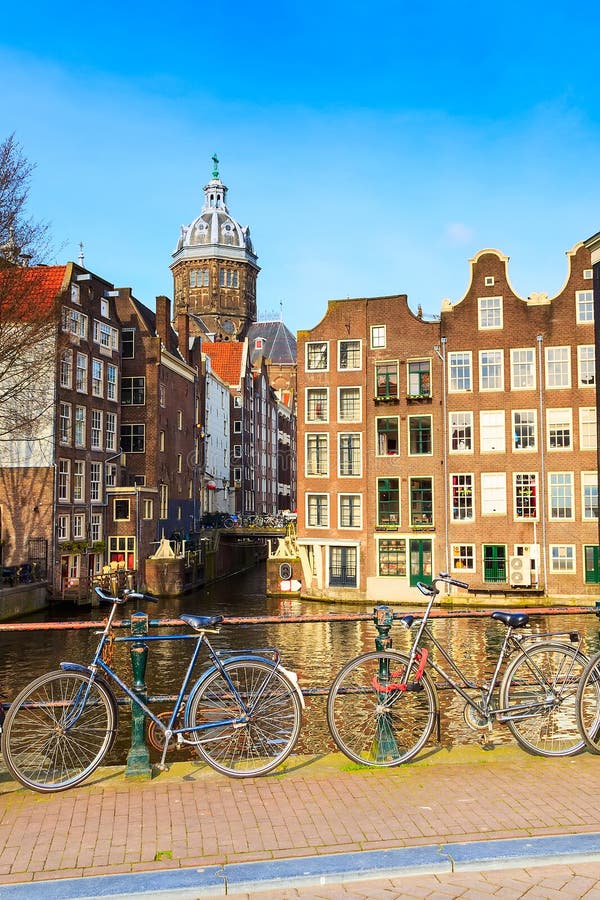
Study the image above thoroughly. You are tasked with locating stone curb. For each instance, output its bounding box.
[1,832,599,899]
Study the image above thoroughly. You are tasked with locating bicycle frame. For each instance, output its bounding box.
[398,577,583,724]
[60,597,287,764]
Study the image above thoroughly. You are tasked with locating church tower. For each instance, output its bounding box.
[170,155,260,341]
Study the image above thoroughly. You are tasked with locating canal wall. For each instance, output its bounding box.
[0,583,48,621]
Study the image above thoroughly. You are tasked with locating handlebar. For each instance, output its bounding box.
[94,586,159,605]
[416,572,469,596]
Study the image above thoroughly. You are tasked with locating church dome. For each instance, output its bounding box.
[173,155,257,264]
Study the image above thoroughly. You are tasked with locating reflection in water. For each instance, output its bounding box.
[1,564,599,762]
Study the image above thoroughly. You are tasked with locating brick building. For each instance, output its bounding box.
[296,241,598,604]
[0,262,124,596]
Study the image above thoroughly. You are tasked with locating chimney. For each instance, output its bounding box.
[155,295,171,346]
[177,311,190,364]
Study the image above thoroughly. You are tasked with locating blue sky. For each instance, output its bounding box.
[2,1,598,334]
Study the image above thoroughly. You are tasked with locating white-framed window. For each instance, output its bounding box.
[407,359,431,397]
[481,472,507,515]
[74,406,86,447]
[121,376,145,405]
[484,276,495,287]
[338,387,361,422]
[377,537,406,576]
[233,467,242,484]
[58,459,70,501]
[90,462,102,502]
[71,283,80,305]
[576,290,594,323]
[72,512,85,539]
[59,402,72,444]
[514,472,537,519]
[449,411,473,452]
[105,412,116,451]
[76,352,88,393]
[545,346,571,388]
[90,512,102,542]
[448,351,472,392]
[408,415,433,455]
[451,544,475,572]
[73,460,85,502]
[233,420,242,433]
[305,341,328,371]
[338,339,361,370]
[91,410,102,449]
[233,444,242,458]
[93,320,119,351]
[580,407,597,451]
[339,494,362,528]
[512,410,536,451]
[177,410,183,430]
[159,483,169,519]
[234,395,242,408]
[62,307,88,339]
[582,472,598,520]
[121,328,135,359]
[550,545,575,573]
[92,358,104,397]
[159,430,165,452]
[376,416,399,456]
[451,473,474,521]
[478,296,503,329]
[60,350,73,389]
[121,423,145,453]
[577,345,595,387]
[549,472,574,520]
[107,364,118,401]
[305,387,328,422]
[114,499,130,522]
[100,298,109,318]
[375,360,399,399]
[105,463,117,487]
[377,477,400,527]
[57,515,70,541]
[370,325,386,349]
[177,453,182,474]
[306,433,328,476]
[142,499,154,520]
[547,408,572,450]
[409,477,433,526]
[510,348,535,390]
[479,349,504,391]
[338,433,361,477]
[584,268,593,280]
[480,411,505,452]
[307,494,329,527]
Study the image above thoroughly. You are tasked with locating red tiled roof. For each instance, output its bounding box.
[0,265,67,317]
[203,341,244,385]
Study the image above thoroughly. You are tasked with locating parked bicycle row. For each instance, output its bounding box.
[3,572,600,793]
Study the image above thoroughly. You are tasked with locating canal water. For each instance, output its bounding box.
[1,565,599,763]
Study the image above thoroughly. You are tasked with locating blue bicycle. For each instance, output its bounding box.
[1,587,303,792]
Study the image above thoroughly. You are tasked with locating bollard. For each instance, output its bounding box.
[125,610,152,779]
[373,605,400,761]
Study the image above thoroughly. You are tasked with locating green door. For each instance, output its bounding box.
[585,545,600,584]
[483,545,506,583]
[409,539,432,587]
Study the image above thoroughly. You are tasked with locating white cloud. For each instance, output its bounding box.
[445,222,474,245]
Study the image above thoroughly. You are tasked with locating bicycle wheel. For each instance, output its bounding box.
[186,660,302,777]
[1,670,117,792]
[500,642,587,757]
[576,653,600,754]
[327,651,438,767]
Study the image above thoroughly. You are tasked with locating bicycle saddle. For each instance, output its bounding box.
[180,613,224,630]
[491,611,529,628]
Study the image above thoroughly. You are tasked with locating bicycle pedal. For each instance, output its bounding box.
[154,762,170,772]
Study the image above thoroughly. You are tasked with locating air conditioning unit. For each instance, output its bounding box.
[509,555,531,587]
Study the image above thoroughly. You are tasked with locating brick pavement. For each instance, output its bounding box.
[1,745,600,896]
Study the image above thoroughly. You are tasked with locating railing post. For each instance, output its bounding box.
[373,605,399,761]
[125,610,152,779]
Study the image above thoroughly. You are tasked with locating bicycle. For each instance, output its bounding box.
[327,573,587,766]
[1,587,303,793]
[575,649,600,754]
